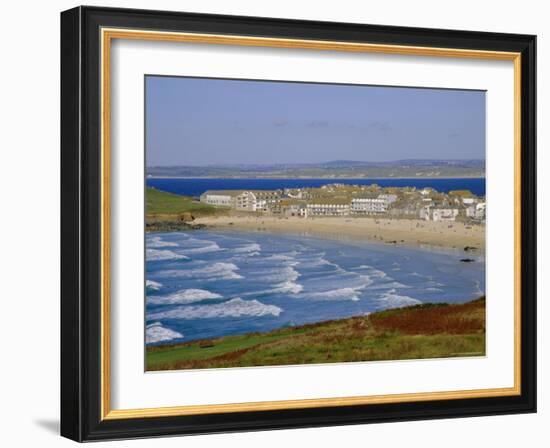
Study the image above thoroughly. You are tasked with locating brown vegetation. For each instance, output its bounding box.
[369,297,485,335]
[147,298,486,371]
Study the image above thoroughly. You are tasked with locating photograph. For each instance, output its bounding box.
[144,76,487,371]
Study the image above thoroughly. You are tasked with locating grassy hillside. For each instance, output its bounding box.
[146,297,485,371]
[145,187,227,231]
[146,187,220,216]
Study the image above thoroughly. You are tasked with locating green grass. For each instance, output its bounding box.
[146,187,222,218]
[146,297,486,371]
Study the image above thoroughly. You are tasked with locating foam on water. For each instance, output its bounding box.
[353,265,388,279]
[233,242,261,254]
[367,280,408,290]
[149,298,282,320]
[250,265,300,283]
[147,236,178,248]
[264,252,298,261]
[474,280,484,296]
[180,241,221,254]
[294,251,341,270]
[302,286,365,301]
[146,249,188,261]
[146,322,183,343]
[148,288,222,305]
[312,270,373,288]
[272,280,304,294]
[145,230,485,344]
[146,279,162,291]
[377,289,422,308]
[160,262,243,280]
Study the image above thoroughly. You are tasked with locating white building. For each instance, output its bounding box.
[201,190,281,212]
[475,202,486,220]
[199,190,241,206]
[462,199,486,220]
[420,206,459,221]
[351,197,387,214]
[465,204,477,218]
[307,201,350,216]
[431,208,459,221]
[419,206,431,220]
[235,191,258,211]
[281,200,307,217]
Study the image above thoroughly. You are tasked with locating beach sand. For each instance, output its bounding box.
[194,215,485,250]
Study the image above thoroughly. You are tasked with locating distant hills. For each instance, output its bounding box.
[147,159,485,179]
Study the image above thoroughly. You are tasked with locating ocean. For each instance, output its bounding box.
[146,177,486,197]
[145,231,485,346]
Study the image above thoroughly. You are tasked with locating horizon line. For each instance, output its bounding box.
[146,158,486,168]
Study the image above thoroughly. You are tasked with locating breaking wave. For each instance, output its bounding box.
[145,322,183,344]
[367,280,408,290]
[146,279,162,291]
[302,286,365,301]
[296,252,339,269]
[183,241,222,254]
[264,252,298,261]
[272,281,304,294]
[378,289,421,308]
[146,249,188,261]
[148,288,222,305]
[353,265,388,279]
[253,265,300,283]
[160,262,243,280]
[147,236,178,248]
[144,229,485,343]
[233,242,261,254]
[149,298,282,320]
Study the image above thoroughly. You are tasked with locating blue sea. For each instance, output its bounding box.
[145,231,485,346]
[147,177,486,198]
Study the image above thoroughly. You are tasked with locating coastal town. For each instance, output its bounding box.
[199,183,486,223]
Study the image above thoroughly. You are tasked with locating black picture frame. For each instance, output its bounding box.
[61,5,536,442]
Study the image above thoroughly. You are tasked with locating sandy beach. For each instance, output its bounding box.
[194,215,485,250]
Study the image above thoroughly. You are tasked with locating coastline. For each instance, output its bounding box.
[193,215,485,251]
[147,175,486,180]
[147,297,486,371]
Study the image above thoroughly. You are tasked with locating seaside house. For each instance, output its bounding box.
[306,198,350,216]
[199,190,242,207]
[465,204,477,218]
[475,202,486,220]
[235,191,258,211]
[280,199,307,217]
[419,205,431,220]
[200,189,281,212]
[351,196,387,215]
[431,207,460,221]
[235,190,282,212]
[419,204,459,221]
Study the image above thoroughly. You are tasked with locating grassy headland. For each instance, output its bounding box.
[146,187,226,231]
[146,297,485,371]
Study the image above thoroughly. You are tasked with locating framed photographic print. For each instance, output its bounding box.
[60,6,536,442]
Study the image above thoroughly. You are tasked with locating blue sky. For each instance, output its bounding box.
[146,76,485,166]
